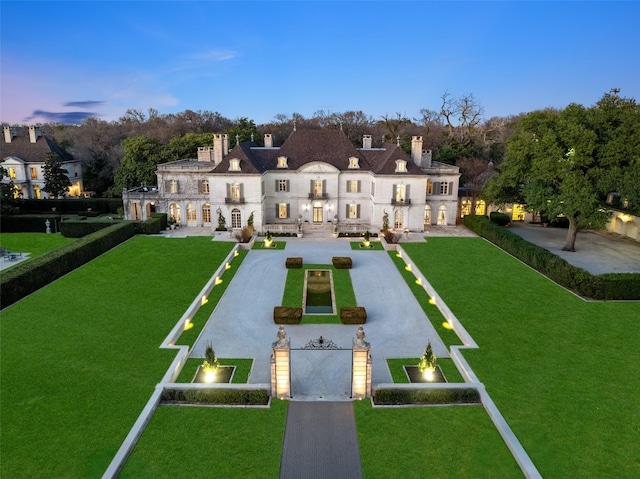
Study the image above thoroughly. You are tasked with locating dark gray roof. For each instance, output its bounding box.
[1,134,75,163]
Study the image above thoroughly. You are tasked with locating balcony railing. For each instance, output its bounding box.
[391,198,411,205]
[308,193,329,199]
[225,197,245,204]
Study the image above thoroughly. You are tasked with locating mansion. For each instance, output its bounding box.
[123,129,460,233]
[1,126,85,199]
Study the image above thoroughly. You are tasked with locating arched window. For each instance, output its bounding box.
[461,200,472,217]
[186,203,197,222]
[394,210,403,229]
[202,204,211,224]
[231,208,241,228]
[437,205,447,225]
[131,202,141,221]
[475,200,486,215]
[424,205,431,227]
[170,203,181,223]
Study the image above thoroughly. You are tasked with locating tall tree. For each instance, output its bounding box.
[483,92,640,251]
[111,136,163,194]
[42,153,72,198]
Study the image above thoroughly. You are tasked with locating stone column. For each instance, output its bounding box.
[271,326,291,399]
[352,326,372,399]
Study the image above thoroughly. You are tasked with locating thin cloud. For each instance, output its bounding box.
[63,101,106,109]
[188,49,237,62]
[24,110,98,125]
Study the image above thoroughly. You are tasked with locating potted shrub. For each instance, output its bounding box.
[296,215,303,238]
[332,224,339,239]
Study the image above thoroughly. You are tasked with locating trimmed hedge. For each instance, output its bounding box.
[0,214,63,233]
[332,256,353,269]
[161,388,269,405]
[340,306,367,324]
[489,211,511,226]
[373,387,481,405]
[285,257,303,269]
[60,219,118,237]
[11,198,122,214]
[274,306,303,324]
[0,222,136,309]
[464,215,640,300]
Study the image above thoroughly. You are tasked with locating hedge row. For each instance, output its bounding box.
[273,307,302,324]
[10,198,122,214]
[373,387,481,405]
[340,307,367,324]
[0,214,63,233]
[464,215,640,300]
[161,388,269,405]
[0,222,136,309]
[332,256,353,269]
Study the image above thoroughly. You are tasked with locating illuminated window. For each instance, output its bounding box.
[201,180,210,193]
[395,160,407,173]
[348,157,359,168]
[437,205,447,225]
[475,200,486,215]
[231,208,241,228]
[229,158,241,171]
[348,203,360,219]
[278,203,288,219]
[202,204,211,224]
[313,203,323,223]
[186,203,196,222]
[348,180,359,193]
[424,205,431,226]
[313,179,323,197]
[30,167,38,179]
[395,184,406,203]
[461,200,472,217]
[34,185,41,199]
[426,181,433,195]
[513,204,526,221]
[394,210,403,229]
[170,203,181,222]
[231,183,241,201]
[8,167,16,179]
[277,156,288,168]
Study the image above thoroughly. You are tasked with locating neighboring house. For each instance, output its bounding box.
[123,129,460,232]
[1,125,84,199]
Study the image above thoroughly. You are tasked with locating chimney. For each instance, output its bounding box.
[197,146,215,162]
[423,149,432,168]
[29,125,42,143]
[223,134,230,156]
[411,136,423,165]
[3,126,16,143]
[213,134,224,166]
[264,133,273,148]
[362,135,372,149]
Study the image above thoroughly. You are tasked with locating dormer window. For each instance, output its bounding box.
[348,157,360,169]
[277,156,288,168]
[395,160,407,173]
[229,158,241,171]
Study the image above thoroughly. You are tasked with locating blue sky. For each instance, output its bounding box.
[2,1,639,126]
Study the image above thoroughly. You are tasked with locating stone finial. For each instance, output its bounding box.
[276,325,287,347]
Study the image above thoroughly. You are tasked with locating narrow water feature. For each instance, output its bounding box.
[304,270,335,314]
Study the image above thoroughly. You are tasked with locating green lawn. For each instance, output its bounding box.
[0,236,236,478]
[402,238,640,478]
[120,400,288,479]
[0,232,76,259]
[354,400,523,478]
[281,263,357,324]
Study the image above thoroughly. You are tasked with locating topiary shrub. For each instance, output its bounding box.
[340,307,367,324]
[285,257,303,269]
[332,256,352,269]
[490,211,511,226]
[273,307,302,324]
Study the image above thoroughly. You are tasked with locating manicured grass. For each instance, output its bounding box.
[176,250,247,347]
[175,358,253,383]
[349,241,384,250]
[281,263,357,324]
[120,399,288,479]
[389,251,461,347]
[402,238,640,478]
[0,232,76,258]
[0,236,235,478]
[386,358,465,383]
[354,400,523,478]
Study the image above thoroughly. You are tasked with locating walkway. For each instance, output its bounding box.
[280,402,362,479]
